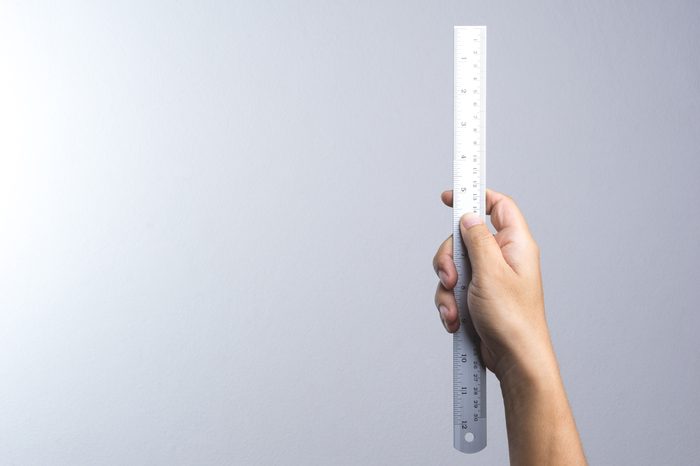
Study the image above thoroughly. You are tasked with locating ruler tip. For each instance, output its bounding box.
[454,25,487,28]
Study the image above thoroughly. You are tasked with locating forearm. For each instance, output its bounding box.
[499,344,587,466]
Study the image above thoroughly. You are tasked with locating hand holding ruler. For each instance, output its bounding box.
[452,25,487,454]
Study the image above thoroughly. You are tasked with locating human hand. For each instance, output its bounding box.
[432,188,556,383]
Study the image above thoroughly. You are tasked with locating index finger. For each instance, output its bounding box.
[440,190,453,207]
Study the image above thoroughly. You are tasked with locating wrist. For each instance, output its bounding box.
[498,354,562,404]
[493,330,561,393]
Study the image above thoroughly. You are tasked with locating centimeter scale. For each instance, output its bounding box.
[452,25,487,454]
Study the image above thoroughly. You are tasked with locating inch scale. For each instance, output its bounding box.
[452,25,487,454]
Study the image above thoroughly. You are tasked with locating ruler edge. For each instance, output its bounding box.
[452,24,487,454]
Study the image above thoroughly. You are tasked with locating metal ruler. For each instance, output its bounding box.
[453,25,487,454]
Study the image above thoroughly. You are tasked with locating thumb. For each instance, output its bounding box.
[459,213,504,274]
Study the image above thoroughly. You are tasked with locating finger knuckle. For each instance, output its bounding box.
[432,235,453,271]
[438,254,454,272]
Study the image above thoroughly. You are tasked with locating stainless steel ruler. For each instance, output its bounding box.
[452,25,487,454]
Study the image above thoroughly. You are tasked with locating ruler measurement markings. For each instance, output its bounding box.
[452,25,486,454]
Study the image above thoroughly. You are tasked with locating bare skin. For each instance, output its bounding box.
[433,188,587,465]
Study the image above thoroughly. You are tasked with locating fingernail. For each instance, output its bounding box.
[438,305,449,331]
[461,212,483,229]
[438,270,448,287]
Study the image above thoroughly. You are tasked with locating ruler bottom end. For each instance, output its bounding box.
[454,428,486,454]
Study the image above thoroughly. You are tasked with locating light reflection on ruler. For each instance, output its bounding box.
[453,25,487,454]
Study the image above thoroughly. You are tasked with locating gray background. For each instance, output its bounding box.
[0,1,698,464]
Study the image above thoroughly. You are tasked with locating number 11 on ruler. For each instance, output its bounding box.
[453,25,487,454]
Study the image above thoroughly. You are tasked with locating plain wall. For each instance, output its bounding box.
[1,1,699,464]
